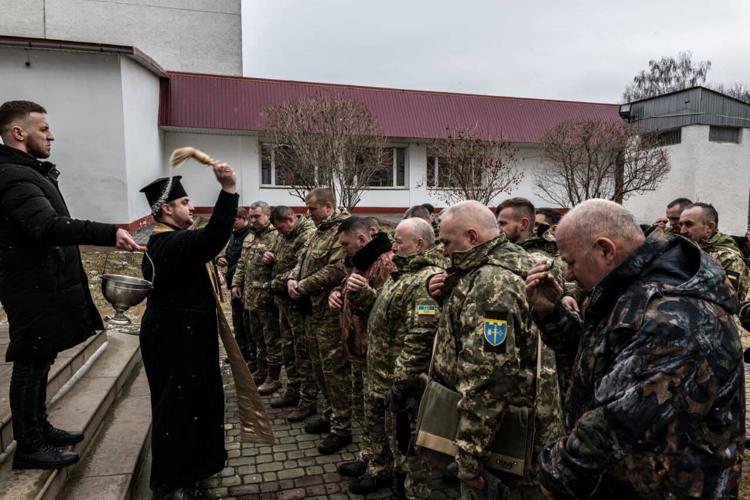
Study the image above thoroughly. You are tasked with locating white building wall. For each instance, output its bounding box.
[0,0,242,75]
[162,131,564,214]
[120,57,164,222]
[0,47,132,224]
[625,125,750,234]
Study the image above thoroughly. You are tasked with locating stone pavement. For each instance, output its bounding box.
[201,357,460,499]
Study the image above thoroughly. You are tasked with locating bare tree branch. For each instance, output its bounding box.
[423,127,523,206]
[538,119,670,207]
[260,94,387,209]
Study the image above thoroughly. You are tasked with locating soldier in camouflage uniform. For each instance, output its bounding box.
[680,202,750,307]
[346,218,442,497]
[231,201,281,395]
[646,197,693,235]
[287,187,351,454]
[496,198,565,450]
[429,201,543,500]
[527,199,744,498]
[329,217,395,479]
[264,206,317,415]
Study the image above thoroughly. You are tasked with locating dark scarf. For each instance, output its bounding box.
[348,232,392,272]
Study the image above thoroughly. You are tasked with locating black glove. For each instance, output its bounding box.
[384,385,407,413]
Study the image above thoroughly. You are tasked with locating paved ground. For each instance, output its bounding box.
[201,360,461,500]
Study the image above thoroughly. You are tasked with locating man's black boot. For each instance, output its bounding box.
[337,459,367,477]
[304,415,331,434]
[348,472,392,495]
[318,433,352,454]
[270,390,299,409]
[42,421,84,447]
[12,442,79,470]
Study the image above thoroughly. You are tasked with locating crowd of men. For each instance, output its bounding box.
[220,189,750,499]
[2,99,750,500]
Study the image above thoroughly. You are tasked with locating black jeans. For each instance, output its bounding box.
[10,359,53,450]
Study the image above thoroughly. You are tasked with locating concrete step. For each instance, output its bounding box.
[0,331,108,453]
[0,331,141,500]
[60,363,151,500]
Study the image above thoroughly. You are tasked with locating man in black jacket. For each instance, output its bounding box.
[0,100,141,469]
[216,208,256,369]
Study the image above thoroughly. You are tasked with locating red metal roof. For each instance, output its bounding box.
[160,72,620,143]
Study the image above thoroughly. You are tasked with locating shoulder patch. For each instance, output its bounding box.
[727,270,739,285]
[484,318,508,347]
[416,304,437,316]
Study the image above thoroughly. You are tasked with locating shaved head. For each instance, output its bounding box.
[556,199,645,291]
[558,199,643,246]
[394,217,434,256]
[442,201,499,234]
[439,200,499,256]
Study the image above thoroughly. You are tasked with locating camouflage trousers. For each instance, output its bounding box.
[246,303,282,368]
[386,414,432,499]
[231,297,256,364]
[351,360,368,461]
[278,301,317,406]
[363,381,391,477]
[304,305,351,436]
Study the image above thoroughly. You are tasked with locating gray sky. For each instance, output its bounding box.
[242,0,750,103]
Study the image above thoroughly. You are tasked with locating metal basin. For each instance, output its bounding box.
[100,274,152,326]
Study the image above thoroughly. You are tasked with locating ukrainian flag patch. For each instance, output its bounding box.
[727,270,739,284]
[416,304,437,316]
[484,318,507,347]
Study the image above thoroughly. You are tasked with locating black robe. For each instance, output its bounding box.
[139,189,238,490]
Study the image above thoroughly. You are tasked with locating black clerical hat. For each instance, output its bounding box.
[140,176,188,215]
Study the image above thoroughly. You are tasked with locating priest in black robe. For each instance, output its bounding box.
[139,162,238,500]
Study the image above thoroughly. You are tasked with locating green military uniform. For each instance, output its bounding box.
[292,210,350,435]
[269,215,317,407]
[432,235,542,500]
[350,248,444,498]
[232,222,280,374]
[517,232,565,447]
[700,231,750,307]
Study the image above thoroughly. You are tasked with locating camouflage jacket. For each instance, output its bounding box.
[352,248,443,392]
[519,231,566,286]
[339,232,396,361]
[292,210,348,310]
[269,215,316,302]
[517,234,566,453]
[432,235,538,481]
[700,231,750,309]
[534,231,745,498]
[232,222,277,309]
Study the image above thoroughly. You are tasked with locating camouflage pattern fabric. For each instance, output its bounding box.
[232,222,281,367]
[350,248,443,489]
[277,302,316,405]
[431,235,541,497]
[292,210,350,435]
[516,233,565,457]
[270,215,316,405]
[533,232,745,498]
[700,231,750,308]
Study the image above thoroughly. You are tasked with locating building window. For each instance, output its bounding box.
[260,143,406,188]
[709,126,741,144]
[426,153,452,187]
[260,143,305,186]
[655,128,681,146]
[363,147,407,188]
